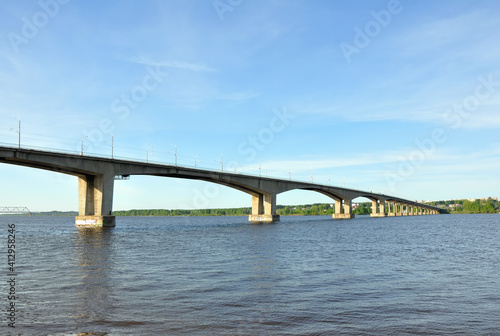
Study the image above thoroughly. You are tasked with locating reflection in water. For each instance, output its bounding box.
[72,227,115,330]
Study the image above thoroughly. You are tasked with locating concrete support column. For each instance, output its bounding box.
[78,175,95,216]
[335,200,343,214]
[264,193,276,216]
[344,199,352,215]
[76,174,115,227]
[396,203,403,216]
[251,194,264,215]
[371,200,378,215]
[92,173,114,216]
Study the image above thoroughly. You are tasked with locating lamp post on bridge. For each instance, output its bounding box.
[146,146,153,163]
[80,135,88,156]
[106,132,114,159]
[11,117,21,149]
[220,153,224,172]
[195,154,200,169]
[171,144,177,166]
[16,120,20,149]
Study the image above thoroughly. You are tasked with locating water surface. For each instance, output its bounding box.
[1,214,499,335]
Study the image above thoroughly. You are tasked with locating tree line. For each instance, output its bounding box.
[28,199,498,217]
[112,202,374,217]
[427,199,499,214]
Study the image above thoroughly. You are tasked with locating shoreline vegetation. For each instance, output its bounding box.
[11,199,499,217]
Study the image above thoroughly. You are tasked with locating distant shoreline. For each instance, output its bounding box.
[4,199,498,217]
[2,198,498,217]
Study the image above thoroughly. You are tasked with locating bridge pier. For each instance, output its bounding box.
[75,174,116,227]
[370,199,387,218]
[387,202,396,216]
[402,204,409,216]
[395,203,403,216]
[333,199,355,219]
[248,193,280,223]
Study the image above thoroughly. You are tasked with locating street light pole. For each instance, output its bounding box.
[195,154,200,169]
[217,153,223,172]
[146,146,153,163]
[171,144,177,166]
[106,132,114,159]
[80,136,88,155]
[12,117,20,149]
[17,120,20,149]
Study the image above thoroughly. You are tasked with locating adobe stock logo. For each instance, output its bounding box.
[339,0,408,63]
[7,0,70,54]
[213,0,243,20]
[237,107,295,161]
[78,64,168,155]
[385,74,499,192]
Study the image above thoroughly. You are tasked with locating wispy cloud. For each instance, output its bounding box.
[128,57,216,72]
[238,151,405,174]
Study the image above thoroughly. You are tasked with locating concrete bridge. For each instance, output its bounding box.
[0,146,442,227]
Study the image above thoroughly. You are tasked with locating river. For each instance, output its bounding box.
[1,214,499,335]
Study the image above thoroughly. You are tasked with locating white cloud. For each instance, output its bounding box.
[238,151,404,174]
[128,57,216,73]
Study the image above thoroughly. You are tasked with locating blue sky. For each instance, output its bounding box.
[1,0,499,211]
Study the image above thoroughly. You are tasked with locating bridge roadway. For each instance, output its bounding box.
[0,146,442,227]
